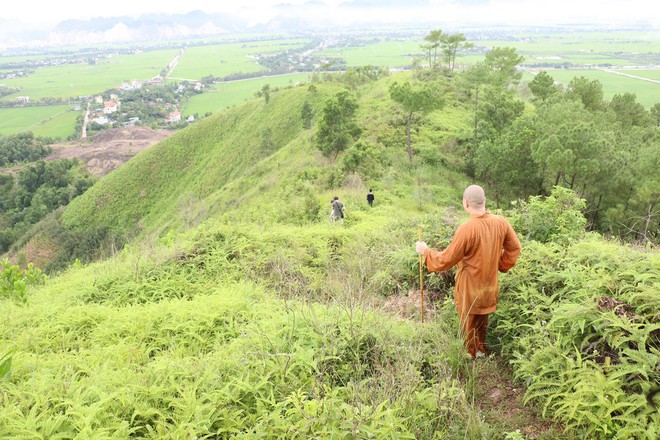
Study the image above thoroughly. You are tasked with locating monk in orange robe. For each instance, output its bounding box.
[416,185,521,358]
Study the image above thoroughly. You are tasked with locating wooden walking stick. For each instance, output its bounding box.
[418,227,425,323]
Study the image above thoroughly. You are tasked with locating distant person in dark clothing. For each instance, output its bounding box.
[367,189,375,207]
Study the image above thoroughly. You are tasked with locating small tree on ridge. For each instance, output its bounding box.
[389,80,445,164]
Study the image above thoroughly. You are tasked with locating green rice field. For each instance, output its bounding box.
[475,31,660,65]
[323,31,660,69]
[0,54,52,64]
[0,105,81,138]
[461,53,633,67]
[182,73,311,116]
[167,33,292,46]
[321,39,423,67]
[170,39,311,80]
[510,30,659,51]
[0,49,178,101]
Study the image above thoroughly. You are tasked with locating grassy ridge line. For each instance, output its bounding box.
[186,73,470,226]
[61,82,343,236]
[3,71,658,437]
[182,73,312,116]
[60,72,469,238]
[22,73,469,273]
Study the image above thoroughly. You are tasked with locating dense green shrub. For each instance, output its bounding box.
[492,237,660,438]
[0,258,46,303]
[0,132,51,167]
[0,158,95,254]
[342,140,388,180]
[509,186,587,244]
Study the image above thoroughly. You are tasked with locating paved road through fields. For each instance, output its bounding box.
[598,69,660,84]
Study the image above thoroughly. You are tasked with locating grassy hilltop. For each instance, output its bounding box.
[1,72,659,438]
[60,76,468,237]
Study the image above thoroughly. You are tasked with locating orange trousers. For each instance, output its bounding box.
[459,313,489,358]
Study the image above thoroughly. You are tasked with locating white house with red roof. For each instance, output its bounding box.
[103,101,119,114]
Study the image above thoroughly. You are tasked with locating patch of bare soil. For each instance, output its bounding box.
[12,235,56,268]
[379,288,447,320]
[474,357,567,439]
[47,127,172,176]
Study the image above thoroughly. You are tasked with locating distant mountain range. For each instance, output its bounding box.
[1,12,249,49]
[0,1,653,49]
[47,12,241,46]
[0,2,514,49]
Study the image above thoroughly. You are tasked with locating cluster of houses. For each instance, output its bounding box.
[119,80,143,91]
[164,102,182,123]
[91,94,121,126]
[5,70,205,131]
[0,70,31,80]
[89,79,199,128]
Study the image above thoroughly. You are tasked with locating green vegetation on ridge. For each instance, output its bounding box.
[62,83,342,237]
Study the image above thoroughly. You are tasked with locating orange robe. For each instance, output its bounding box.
[423,212,521,356]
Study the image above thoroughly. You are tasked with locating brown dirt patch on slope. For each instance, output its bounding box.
[12,235,57,268]
[48,127,172,176]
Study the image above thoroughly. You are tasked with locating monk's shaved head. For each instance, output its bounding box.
[463,185,486,209]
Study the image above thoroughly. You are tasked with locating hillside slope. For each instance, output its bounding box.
[61,84,335,235]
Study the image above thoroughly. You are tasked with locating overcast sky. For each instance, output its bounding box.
[4,0,658,26]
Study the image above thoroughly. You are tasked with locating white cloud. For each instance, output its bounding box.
[480,0,657,25]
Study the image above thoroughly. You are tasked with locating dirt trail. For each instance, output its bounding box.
[48,126,172,176]
[473,358,566,439]
[380,293,566,438]
[81,101,91,140]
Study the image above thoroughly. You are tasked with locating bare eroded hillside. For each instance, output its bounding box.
[48,127,172,176]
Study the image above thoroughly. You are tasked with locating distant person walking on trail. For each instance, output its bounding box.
[331,196,345,222]
[367,189,375,207]
[415,185,521,358]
